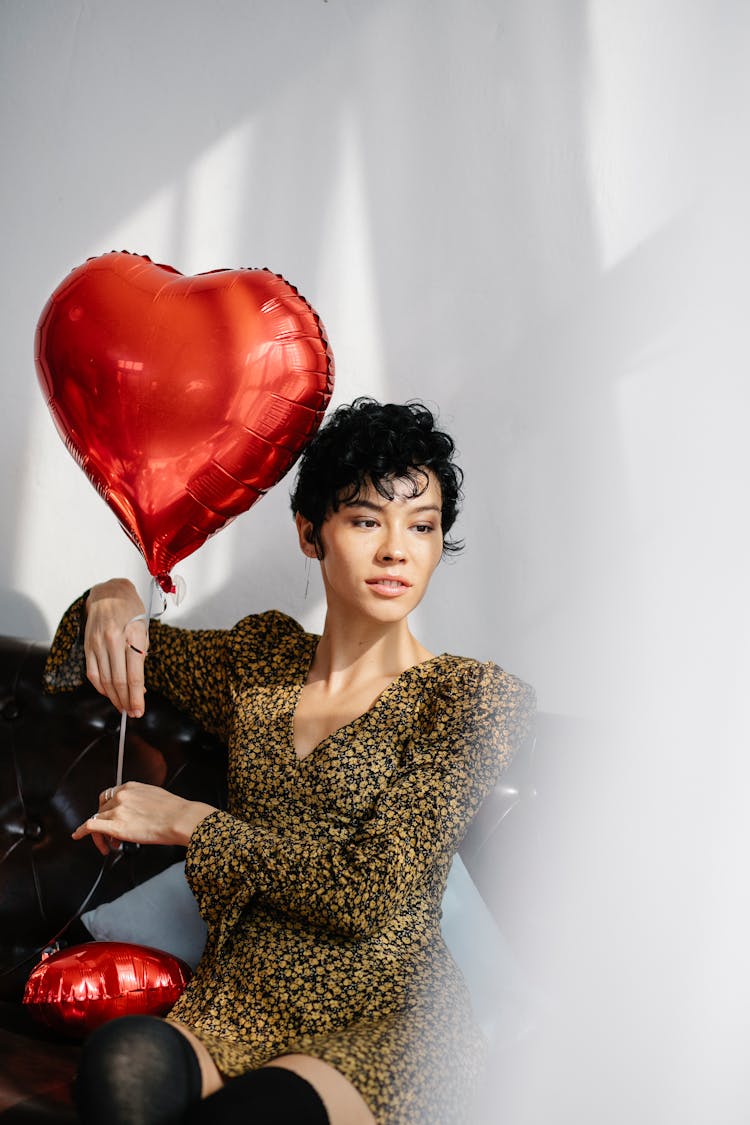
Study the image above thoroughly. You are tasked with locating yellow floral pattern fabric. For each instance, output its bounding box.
[46,600,535,1125]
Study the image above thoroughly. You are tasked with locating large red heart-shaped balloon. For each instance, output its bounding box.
[23,941,191,1037]
[35,252,334,586]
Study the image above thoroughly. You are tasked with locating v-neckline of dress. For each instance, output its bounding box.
[288,631,449,764]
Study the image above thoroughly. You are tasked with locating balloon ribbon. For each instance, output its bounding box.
[115,577,167,787]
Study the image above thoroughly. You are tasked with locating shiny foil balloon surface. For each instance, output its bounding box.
[23,941,191,1037]
[35,252,335,588]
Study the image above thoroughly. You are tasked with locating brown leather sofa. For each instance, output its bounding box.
[0,632,581,1123]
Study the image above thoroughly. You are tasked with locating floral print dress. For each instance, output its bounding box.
[46,601,534,1125]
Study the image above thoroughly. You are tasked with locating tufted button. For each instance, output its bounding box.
[23,819,44,840]
[1,698,20,721]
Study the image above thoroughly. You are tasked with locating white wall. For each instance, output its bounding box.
[3,0,724,716]
[2,2,749,1121]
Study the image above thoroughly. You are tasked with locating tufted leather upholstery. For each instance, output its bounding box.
[0,636,228,1008]
[0,632,580,1122]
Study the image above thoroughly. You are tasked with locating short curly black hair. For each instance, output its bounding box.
[289,397,464,556]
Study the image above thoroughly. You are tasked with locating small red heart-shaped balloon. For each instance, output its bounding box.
[23,941,191,1038]
[35,252,334,586]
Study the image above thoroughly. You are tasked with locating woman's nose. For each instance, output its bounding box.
[377,533,406,562]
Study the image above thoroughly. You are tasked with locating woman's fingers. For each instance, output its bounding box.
[83,580,148,714]
[91,643,145,717]
[101,634,129,713]
[90,824,116,855]
[73,813,123,855]
[77,786,125,854]
[78,817,118,847]
[123,643,147,718]
[124,616,149,656]
[75,785,126,853]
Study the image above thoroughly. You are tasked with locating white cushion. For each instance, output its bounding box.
[83,863,207,968]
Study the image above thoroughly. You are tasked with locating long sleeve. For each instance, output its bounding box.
[43,594,298,745]
[185,661,535,940]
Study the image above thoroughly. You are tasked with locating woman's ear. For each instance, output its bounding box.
[295,512,318,558]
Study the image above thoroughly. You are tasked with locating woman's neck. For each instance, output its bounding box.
[308,613,432,690]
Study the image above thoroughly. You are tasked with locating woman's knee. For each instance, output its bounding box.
[75,1015,202,1124]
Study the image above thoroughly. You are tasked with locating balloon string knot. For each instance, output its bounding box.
[154,572,186,606]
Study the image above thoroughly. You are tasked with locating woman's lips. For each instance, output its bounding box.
[365,578,412,597]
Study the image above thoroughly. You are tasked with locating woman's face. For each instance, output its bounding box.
[298,471,445,624]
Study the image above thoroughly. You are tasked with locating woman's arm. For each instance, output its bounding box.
[185,662,535,941]
[57,597,299,856]
[45,581,247,741]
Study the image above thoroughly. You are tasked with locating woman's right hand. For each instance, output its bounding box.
[84,579,149,717]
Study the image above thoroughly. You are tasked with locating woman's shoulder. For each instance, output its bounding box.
[415,652,536,737]
[423,652,534,702]
[225,609,311,667]
[228,609,307,650]
[215,610,310,685]
[231,608,304,636]
[410,654,535,764]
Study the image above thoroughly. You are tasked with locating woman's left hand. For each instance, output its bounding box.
[72,782,217,856]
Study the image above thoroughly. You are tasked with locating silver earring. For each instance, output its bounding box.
[304,555,311,600]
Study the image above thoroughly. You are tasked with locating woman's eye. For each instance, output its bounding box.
[353,518,378,528]
[413,523,435,534]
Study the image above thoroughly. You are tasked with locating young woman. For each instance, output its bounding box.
[45,398,535,1125]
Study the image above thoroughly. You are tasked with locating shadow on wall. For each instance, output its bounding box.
[1,1,377,639]
[0,591,48,642]
[188,0,624,694]
[125,0,602,665]
[5,0,698,710]
[5,0,606,681]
